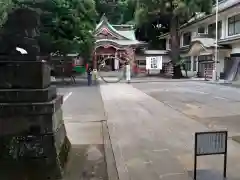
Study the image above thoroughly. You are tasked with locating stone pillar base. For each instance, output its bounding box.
[0,60,71,180]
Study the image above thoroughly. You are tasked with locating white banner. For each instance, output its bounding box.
[114,58,119,70]
[126,64,131,81]
[146,56,162,70]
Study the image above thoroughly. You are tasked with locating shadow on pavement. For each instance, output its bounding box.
[52,78,98,88]
[188,169,237,180]
[63,144,108,180]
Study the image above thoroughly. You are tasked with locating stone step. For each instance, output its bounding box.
[0,85,57,103]
[0,95,63,117]
[0,55,39,61]
[0,107,64,136]
[0,60,51,89]
[0,124,70,180]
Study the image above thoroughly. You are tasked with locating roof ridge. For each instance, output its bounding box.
[100,13,108,22]
[95,16,137,40]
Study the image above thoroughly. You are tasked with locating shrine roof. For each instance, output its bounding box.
[118,30,136,40]
[96,39,144,46]
[95,15,137,41]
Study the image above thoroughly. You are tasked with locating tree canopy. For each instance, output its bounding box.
[134,0,213,77]
[93,0,213,52]
[94,0,136,24]
[0,0,97,58]
[0,0,14,27]
[134,0,213,50]
[0,0,216,64]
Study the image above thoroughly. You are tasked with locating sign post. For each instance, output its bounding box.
[146,56,162,70]
[126,64,131,83]
[194,131,228,180]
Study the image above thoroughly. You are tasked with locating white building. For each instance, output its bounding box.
[159,0,240,80]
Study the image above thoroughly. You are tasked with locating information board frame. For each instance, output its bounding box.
[194,131,228,180]
[146,56,162,70]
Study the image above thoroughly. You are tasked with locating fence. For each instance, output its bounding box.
[204,68,213,80]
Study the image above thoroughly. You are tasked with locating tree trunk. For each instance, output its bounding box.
[169,16,183,78]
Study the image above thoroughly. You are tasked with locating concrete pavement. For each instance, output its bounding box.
[100,83,240,180]
[133,81,240,137]
[59,83,105,123]
[57,83,108,180]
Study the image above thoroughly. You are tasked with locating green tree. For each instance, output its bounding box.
[95,0,136,24]
[95,0,121,23]
[135,0,213,77]
[119,0,137,24]
[69,0,97,59]
[135,15,169,49]
[0,0,14,26]
[11,0,97,58]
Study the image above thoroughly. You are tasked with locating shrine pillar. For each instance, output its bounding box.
[114,51,119,70]
[93,51,97,69]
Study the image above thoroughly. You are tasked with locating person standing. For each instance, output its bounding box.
[87,65,93,86]
[92,69,98,85]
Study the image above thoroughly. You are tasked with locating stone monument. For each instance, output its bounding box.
[0,8,71,180]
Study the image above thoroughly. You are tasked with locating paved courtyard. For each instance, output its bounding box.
[133,81,240,137]
[57,79,240,180]
[56,80,108,180]
[100,81,240,180]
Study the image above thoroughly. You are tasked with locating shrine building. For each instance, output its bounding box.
[93,15,146,70]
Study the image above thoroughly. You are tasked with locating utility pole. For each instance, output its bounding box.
[213,0,219,81]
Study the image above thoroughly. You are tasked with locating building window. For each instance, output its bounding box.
[193,57,197,71]
[182,56,191,71]
[182,32,191,46]
[198,27,205,33]
[186,61,191,71]
[198,55,213,61]
[208,21,222,39]
[228,14,240,36]
[138,60,146,65]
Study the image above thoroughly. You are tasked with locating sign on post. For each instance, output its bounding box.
[146,56,162,70]
[194,131,228,180]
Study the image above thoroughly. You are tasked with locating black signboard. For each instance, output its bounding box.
[194,131,228,180]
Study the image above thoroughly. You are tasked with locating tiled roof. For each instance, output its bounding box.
[96,39,144,46]
[118,30,136,40]
[95,15,137,41]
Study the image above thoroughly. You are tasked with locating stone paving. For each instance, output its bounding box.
[59,84,106,123]
[100,83,240,180]
[133,81,240,138]
[57,84,108,180]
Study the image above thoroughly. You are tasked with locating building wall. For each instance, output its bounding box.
[231,42,240,54]
[161,1,240,78]
[219,52,225,72]
[212,0,240,13]
[163,2,240,48]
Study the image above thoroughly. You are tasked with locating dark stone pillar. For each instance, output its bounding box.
[0,58,71,180]
[0,7,71,179]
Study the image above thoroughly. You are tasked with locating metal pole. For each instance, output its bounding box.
[223,131,228,178]
[194,134,198,180]
[214,0,219,81]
